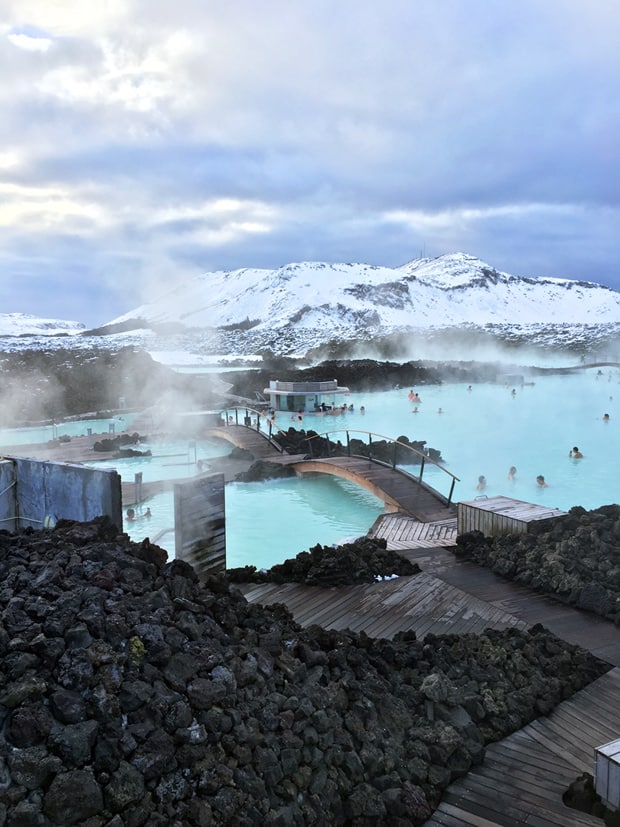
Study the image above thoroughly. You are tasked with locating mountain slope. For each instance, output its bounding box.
[109,253,620,334]
[0,313,85,337]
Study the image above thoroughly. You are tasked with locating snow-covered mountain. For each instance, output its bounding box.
[2,255,617,359]
[105,253,620,356]
[0,313,86,337]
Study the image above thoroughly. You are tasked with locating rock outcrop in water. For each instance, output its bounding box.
[268,427,442,465]
[454,504,620,624]
[0,519,609,825]
[226,536,420,586]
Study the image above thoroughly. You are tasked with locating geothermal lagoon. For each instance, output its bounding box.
[116,367,619,568]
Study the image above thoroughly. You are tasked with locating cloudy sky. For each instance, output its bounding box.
[0,0,618,328]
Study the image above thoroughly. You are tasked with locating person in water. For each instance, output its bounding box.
[603,413,610,421]
[508,466,517,480]
[145,508,152,518]
[536,475,548,488]
[476,475,486,491]
[569,446,583,458]
[126,508,136,522]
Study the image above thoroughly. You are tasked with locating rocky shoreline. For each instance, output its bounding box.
[0,347,539,428]
[0,518,609,825]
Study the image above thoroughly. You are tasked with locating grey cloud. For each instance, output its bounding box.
[0,0,619,325]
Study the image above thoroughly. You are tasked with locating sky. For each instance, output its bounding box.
[0,0,618,329]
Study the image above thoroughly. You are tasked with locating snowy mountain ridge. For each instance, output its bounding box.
[108,252,620,333]
[2,254,619,358]
[0,313,85,337]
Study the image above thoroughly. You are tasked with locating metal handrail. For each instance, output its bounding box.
[220,406,287,453]
[304,428,460,505]
[218,413,460,505]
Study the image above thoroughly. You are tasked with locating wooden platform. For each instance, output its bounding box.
[369,513,458,548]
[398,546,620,667]
[239,571,526,640]
[425,667,620,826]
[458,495,567,536]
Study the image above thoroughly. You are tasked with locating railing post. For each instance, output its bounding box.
[368,433,372,461]
[392,441,397,470]
[346,431,351,456]
[418,456,425,483]
[326,434,331,456]
[234,409,239,425]
[448,478,455,505]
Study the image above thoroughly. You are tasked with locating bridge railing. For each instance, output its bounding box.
[219,406,287,453]
[305,429,461,505]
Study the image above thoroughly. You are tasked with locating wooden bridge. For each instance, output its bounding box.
[206,419,459,522]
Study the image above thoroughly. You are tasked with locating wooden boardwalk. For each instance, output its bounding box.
[239,570,526,640]
[370,512,458,548]
[425,667,620,827]
[207,425,456,522]
[397,544,620,668]
[240,512,620,826]
[205,424,281,459]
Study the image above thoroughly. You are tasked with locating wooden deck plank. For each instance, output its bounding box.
[444,780,576,825]
[523,722,592,772]
[425,669,620,826]
[536,713,612,756]
[432,800,522,827]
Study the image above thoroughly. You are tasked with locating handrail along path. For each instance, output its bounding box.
[209,409,460,521]
[304,428,460,506]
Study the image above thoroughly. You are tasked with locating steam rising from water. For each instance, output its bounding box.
[0,365,65,427]
[305,326,619,370]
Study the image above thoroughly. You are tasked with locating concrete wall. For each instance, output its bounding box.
[3,456,122,532]
[174,473,226,576]
[0,460,17,531]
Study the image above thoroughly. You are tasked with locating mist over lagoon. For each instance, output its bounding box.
[1,326,618,571]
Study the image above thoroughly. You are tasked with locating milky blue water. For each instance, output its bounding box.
[0,414,137,447]
[3,368,618,569]
[126,477,385,569]
[304,370,619,511]
[92,438,232,483]
[119,368,619,568]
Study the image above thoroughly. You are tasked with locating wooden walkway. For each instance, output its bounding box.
[239,570,526,640]
[207,425,456,522]
[240,513,620,826]
[205,424,281,459]
[370,512,458,548]
[397,544,620,667]
[425,667,620,827]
